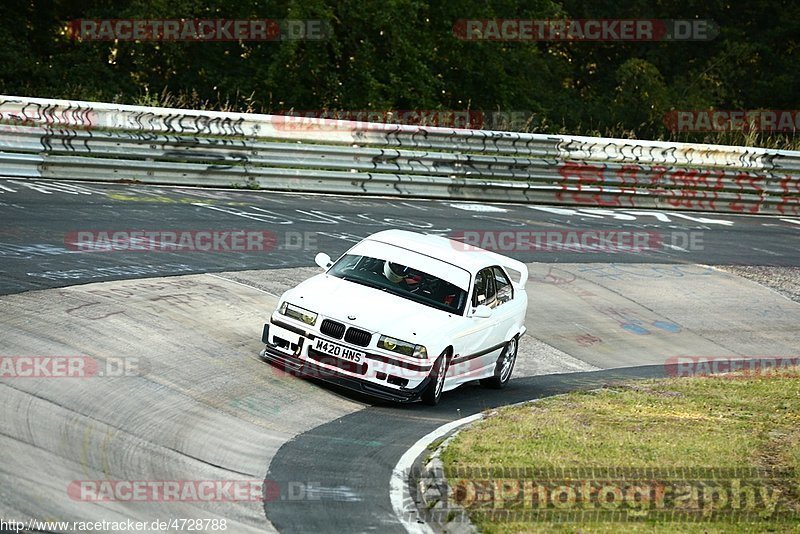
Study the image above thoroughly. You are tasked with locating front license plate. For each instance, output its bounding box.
[314,338,365,364]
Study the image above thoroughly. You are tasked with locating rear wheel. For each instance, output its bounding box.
[421,350,450,406]
[480,336,518,389]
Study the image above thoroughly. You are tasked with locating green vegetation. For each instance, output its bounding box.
[1,1,798,149]
[441,369,800,532]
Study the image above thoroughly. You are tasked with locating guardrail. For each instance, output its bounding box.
[1,95,798,215]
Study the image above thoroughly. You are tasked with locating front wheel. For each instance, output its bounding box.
[421,350,450,406]
[480,336,518,389]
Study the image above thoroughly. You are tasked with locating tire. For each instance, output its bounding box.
[421,350,450,406]
[480,336,518,389]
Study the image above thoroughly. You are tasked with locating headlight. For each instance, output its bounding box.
[279,302,318,325]
[378,335,427,359]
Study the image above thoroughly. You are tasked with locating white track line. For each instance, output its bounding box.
[390,413,483,534]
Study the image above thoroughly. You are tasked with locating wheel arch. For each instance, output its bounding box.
[503,322,524,344]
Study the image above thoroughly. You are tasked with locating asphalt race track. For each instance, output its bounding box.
[1,178,800,533]
[2,178,800,296]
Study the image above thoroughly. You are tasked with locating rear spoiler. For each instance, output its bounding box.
[499,258,528,289]
[456,243,529,289]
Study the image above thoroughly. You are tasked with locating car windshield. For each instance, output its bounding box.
[328,254,469,314]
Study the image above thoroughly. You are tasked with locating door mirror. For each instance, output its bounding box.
[315,252,332,270]
[472,305,492,319]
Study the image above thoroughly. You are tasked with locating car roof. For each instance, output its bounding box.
[364,229,528,284]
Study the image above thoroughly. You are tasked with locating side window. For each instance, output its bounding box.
[493,266,514,305]
[472,268,496,308]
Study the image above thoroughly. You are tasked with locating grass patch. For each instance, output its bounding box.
[440,369,800,532]
[427,436,447,452]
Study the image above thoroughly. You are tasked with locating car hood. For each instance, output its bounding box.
[280,273,459,342]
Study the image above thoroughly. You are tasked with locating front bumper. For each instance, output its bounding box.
[259,322,433,403]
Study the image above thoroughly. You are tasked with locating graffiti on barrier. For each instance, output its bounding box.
[555,161,800,216]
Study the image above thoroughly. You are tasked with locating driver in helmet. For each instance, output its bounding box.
[383,261,422,286]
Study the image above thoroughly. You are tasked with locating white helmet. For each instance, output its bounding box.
[383,261,408,283]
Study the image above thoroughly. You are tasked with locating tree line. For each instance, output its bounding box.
[1,0,798,147]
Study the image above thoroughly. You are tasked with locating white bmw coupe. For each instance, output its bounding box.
[260,229,528,405]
